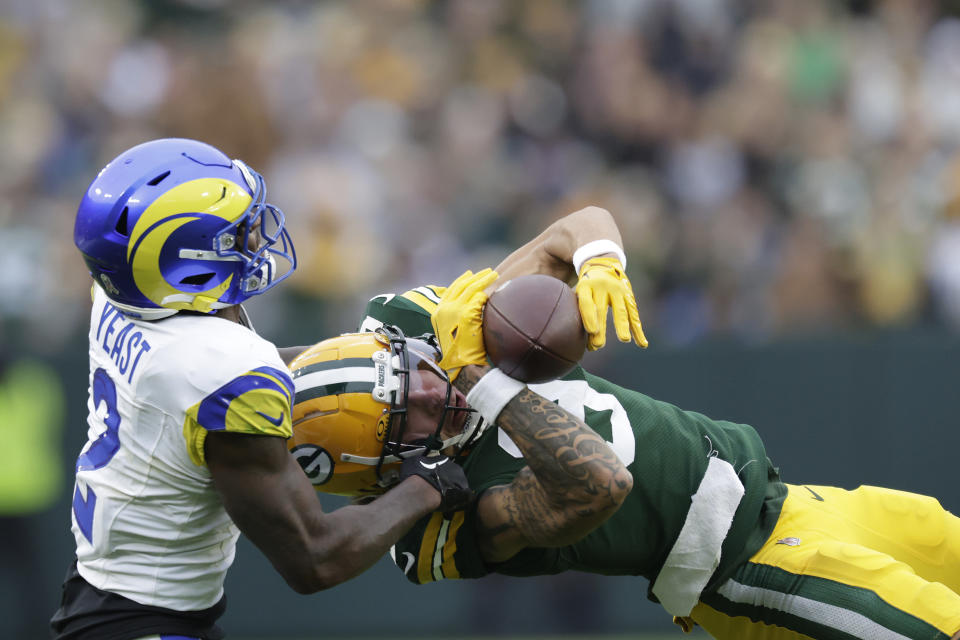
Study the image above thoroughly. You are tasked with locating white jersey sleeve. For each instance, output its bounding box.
[71,287,294,611]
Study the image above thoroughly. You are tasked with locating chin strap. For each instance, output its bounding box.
[340,411,490,470]
[242,253,278,293]
[439,410,488,453]
[158,293,232,314]
[107,296,180,320]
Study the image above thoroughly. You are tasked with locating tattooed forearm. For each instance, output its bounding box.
[507,389,619,492]
[458,366,633,550]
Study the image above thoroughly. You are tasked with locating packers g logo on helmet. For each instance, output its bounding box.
[290,444,335,487]
[74,138,297,319]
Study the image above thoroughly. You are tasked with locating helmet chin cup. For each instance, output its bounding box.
[243,253,279,294]
[441,410,487,453]
[212,165,296,300]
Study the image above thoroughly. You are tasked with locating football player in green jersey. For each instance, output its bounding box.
[291,206,960,639]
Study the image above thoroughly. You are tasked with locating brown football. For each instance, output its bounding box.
[482,274,587,383]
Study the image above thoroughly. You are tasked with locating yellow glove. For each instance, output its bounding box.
[574,257,648,350]
[431,268,500,380]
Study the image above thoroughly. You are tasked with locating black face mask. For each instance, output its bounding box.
[374,325,478,483]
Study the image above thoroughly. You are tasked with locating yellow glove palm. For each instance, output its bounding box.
[431,268,500,380]
[574,257,648,350]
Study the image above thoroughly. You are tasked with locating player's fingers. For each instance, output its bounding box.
[623,287,648,348]
[577,289,600,335]
[459,270,487,296]
[611,294,631,343]
[445,270,474,299]
[471,268,499,293]
[624,288,648,347]
[460,269,497,301]
[592,294,608,349]
[449,270,495,311]
[587,335,603,351]
[629,312,648,348]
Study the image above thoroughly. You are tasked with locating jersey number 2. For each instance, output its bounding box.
[72,368,122,544]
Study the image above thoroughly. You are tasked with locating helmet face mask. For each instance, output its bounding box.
[373,328,449,465]
[209,159,295,298]
[74,139,297,319]
[289,326,481,497]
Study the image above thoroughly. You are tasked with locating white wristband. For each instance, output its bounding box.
[465,368,526,424]
[572,239,627,274]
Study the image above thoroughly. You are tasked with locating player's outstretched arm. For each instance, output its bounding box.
[492,205,647,350]
[493,205,623,284]
[205,431,460,594]
[453,364,633,564]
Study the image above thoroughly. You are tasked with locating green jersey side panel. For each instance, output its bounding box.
[366,288,784,598]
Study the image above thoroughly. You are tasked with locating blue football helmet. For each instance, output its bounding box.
[74,138,297,319]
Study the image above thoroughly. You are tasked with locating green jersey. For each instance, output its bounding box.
[361,287,785,607]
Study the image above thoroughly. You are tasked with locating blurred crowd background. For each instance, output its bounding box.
[4,0,960,350]
[3,0,960,638]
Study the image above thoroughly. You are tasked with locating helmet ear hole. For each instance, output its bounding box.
[179,272,215,286]
[115,207,129,236]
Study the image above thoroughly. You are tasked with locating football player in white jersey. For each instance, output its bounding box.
[51,138,472,640]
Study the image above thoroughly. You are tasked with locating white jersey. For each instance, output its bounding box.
[71,287,294,611]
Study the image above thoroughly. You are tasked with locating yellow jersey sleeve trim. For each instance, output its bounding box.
[184,414,209,467]
[417,513,445,584]
[224,387,291,437]
[440,511,465,579]
[183,367,295,466]
[413,511,465,583]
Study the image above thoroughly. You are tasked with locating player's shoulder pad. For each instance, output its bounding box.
[140,316,287,409]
